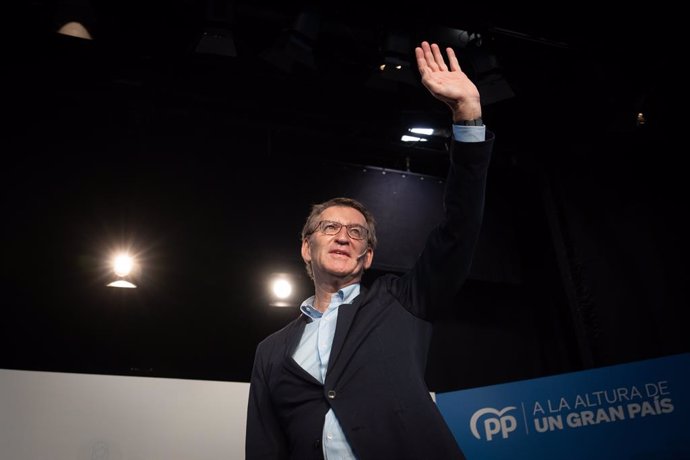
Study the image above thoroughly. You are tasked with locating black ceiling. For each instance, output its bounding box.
[16,1,672,169]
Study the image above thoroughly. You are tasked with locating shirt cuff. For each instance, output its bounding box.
[452,124,486,143]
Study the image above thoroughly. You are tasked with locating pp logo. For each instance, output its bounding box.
[470,407,518,441]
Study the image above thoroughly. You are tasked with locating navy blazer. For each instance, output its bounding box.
[246,133,494,460]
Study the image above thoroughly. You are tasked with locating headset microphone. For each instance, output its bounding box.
[357,248,369,259]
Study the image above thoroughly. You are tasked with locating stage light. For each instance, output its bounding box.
[267,272,305,307]
[113,254,133,277]
[53,0,95,40]
[367,31,417,90]
[57,21,93,40]
[107,252,138,288]
[402,127,434,142]
[271,278,292,300]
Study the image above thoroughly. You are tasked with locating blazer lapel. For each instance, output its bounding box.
[282,315,322,384]
[326,287,367,376]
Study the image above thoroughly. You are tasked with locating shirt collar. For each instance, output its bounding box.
[300,283,360,319]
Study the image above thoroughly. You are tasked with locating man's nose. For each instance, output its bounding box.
[334,227,352,241]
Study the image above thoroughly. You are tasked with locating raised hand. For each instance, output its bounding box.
[415,41,482,122]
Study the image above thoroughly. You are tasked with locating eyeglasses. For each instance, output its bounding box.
[313,220,369,241]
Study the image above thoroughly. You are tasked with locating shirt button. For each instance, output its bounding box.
[327,390,336,399]
[327,433,334,440]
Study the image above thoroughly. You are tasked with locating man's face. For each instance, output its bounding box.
[301,206,373,284]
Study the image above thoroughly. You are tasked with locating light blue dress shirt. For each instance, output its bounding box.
[292,122,485,460]
[293,283,361,460]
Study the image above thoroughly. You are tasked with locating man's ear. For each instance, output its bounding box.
[301,238,311,263]
[363,248,374,270]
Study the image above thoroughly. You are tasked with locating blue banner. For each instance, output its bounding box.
[436,353,689,460]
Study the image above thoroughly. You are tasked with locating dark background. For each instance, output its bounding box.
[2,1,686,391]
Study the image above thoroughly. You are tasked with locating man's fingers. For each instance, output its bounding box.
[430,43,448,71]
[418,42,462,74]
[415,46,429,74]
[446,47,461,72]
[424,43,439,71]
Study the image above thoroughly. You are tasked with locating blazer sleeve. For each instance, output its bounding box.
[392,131,494,319]
[245,343,289,460]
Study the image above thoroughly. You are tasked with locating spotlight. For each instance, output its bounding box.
[267,272,305,307]
[107,252,138,288]
[53,0,96,40]
[366,31,417,90]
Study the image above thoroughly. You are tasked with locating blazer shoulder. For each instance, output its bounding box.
[362,273,401,297]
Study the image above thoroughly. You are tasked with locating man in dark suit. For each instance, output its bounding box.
[246,41,494,460]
